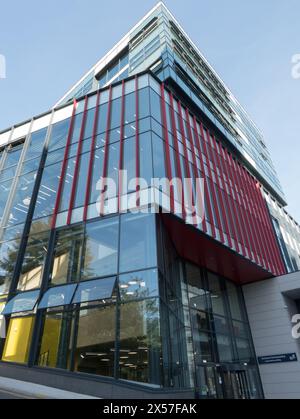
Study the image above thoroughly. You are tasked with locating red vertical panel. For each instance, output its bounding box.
[160,83,174,214]
[118,81,126,213]
[177,102,196,226]
[185,109,207,229]
[199,122,225,244]
[135,76,140,208]
[230,155,262,265]
[83,91,101,221]
[99,85,113,216]
[238,165,273,273]
[169,93,186,221]
[253,179,286,275]
[233,159,266,270]
[213,139,240,251]
[219,147,248,258]
[192,117,214,237]
[51,99,77,229]
[67,96,89,225]
[227,152,260,264]
[249,178,280,274]
[207,133,233,248]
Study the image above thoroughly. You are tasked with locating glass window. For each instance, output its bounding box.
[17,231,50,292]
[226,281,244,321]
[186,264,208,311]
[50,225,84,286]
[193,331,215,364]
[139,132,153,187]
[150,89,162,124]
[107,61,119,82]
[36,310,75,369]
[2,315,35,364]
[48,119,70,152]
[59,156,76,212]
[0,179,13,224]
[73,277,116,304]
[152,134,166,180]
[190,309,210,332]
[122,137,135,194]
[207,273,226,317]
[0,238,21,296]
[96,103,108,135]
[3,146,23,169]
[119,213,157,273]
[33,162,63,220]
[8,170,37,226]
[213,315,230,335]
[216,334,234,363]
[2,290,39,315]
[138,88,150,120]
[38,284,77,309]
[119,269,158,301]
[236,338,252,362]
[83,108,96,140]
[106,143,120,199]
[74,305,116,378]
[74,152,90,209]
[24,128,47,161]
[124,92,136,125]
[119,298,162,385]
[89,146,105,204]
[21,158,40,175]
[0,166,16,183]
[110,97,122,131]
[82,218,119,280]
[71,112,84,144]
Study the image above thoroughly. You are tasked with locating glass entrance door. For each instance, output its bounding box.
[221,368,251,399]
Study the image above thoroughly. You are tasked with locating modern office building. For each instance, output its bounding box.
[0,2,299,399]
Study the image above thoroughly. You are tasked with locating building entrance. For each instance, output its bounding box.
[195,364,253,399]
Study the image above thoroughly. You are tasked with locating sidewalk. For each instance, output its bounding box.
[0,377,99,399]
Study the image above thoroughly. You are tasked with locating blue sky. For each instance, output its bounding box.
[0,0,299,221]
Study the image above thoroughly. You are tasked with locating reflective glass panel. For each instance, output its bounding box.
[82,218,119,280]
[18,231,50,292]
[119,213,157,273]
[119,269,158,301]
[2,290,39,315]
[36,310,75,369]
[48,119,70,152]
[72,277,116,304]
[74,305,116,378]
[38,284,77,309]
[33,162,63,219]
[119,298,162,385]
[50,225,84,285]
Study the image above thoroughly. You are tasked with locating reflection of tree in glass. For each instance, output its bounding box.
[0,239,21,289]
[51,225,84,284]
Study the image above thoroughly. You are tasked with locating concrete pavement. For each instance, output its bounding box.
[0,377,100,399]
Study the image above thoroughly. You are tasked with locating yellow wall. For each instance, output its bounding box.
[2,316,35,364]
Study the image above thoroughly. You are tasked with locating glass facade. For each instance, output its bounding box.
[0,73,270,398]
